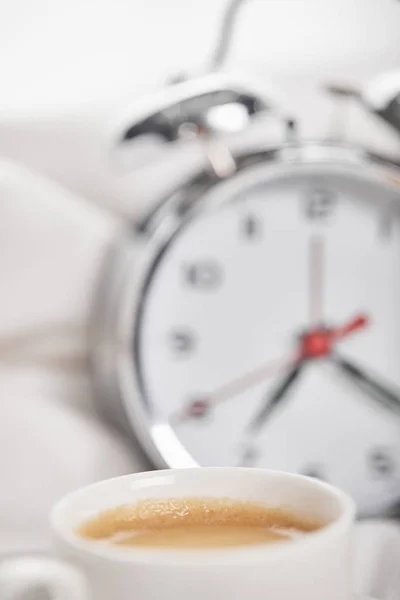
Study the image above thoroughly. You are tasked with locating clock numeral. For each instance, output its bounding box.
[242,214,262,240]
[301,465,326,481]
[368,447,396,479]
[185,397,211,420]
[239,445,259,467]
[304,188,336,221]
[183,261,222,289]
[169,329,195,356]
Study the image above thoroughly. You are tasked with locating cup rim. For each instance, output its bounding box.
[51,468,355,565]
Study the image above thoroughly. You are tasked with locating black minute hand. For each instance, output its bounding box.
[332,354,400,415]
[248,362,304,433]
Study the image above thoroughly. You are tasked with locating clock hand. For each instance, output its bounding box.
[309,235,324,327]
[175,314,368,423]
[332,354,400,415]
[245,314,367,432]
[174,351,300,423]
[247,361,304,433]
[300,313,369,359]
[331,314,368,342]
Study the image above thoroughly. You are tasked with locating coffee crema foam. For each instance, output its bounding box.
[77,497,322,549]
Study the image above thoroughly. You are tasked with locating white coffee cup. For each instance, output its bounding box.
[0,467,357,600]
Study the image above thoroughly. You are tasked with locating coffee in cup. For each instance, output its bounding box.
[77,496,322,549]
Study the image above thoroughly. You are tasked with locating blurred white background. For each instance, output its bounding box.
[0,0,399,217]
[1,4,400,597]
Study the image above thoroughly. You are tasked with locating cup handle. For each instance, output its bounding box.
[0,556,90,600]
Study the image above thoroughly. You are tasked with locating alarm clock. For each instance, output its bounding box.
[91,78,400,517]
[88,0,400,516]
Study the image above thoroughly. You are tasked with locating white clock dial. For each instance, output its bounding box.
[135,164,400,516]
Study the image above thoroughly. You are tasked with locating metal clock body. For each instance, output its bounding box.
[91,139,400,518]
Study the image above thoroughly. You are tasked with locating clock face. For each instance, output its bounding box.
[134,163,400,516]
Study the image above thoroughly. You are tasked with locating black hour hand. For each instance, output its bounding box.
[248,362,303,433]
[333,354,400,415]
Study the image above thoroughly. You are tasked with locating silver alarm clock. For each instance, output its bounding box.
[91,0,400,519]
[92,124,400,521]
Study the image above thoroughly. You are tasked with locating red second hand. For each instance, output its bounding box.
[301,313,369,359]
[333,314,369,340]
